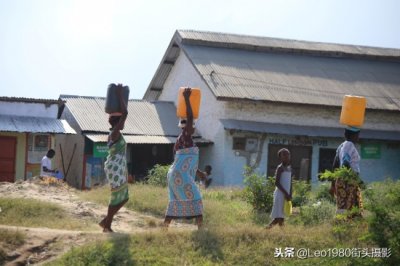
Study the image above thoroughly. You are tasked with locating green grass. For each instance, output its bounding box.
[0,197,88,230]
[78,184,255,227]
[47,222,382,266]
[65,182,399,265]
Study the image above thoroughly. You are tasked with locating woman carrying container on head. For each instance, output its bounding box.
[164,87,206,230]
[330,126,363,217]
[99,84,129,233]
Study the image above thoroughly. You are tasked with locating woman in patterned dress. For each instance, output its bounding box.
[99,85,129,232]
[331,127,363,216]
[164,88,206,229]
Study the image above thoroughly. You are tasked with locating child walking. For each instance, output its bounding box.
[267,148,292,229]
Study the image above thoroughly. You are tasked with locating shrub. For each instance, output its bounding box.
[319,167,365,189]
[242,167,275,213]
[146,164,170,187]
[331,215,369,244]
[364,179,400,265]
[290,199,336,226]
[291,180,311,207]
[313,183,335,203]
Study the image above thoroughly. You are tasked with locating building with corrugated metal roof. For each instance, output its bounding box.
[0,97,76,182]
[58,95,212,189]
[143,30,400,186]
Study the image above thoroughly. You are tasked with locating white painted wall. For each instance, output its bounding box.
[159,53,227,185]
[0,102,59,118]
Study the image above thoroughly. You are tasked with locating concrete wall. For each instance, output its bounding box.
[0,102,59,118]
[222,131,399,186]
[221,101,400,185]
[57,107,85,188]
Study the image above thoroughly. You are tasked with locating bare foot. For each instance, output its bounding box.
[103,227,114,233]
[98,218,106,229]
[265,224,275,230]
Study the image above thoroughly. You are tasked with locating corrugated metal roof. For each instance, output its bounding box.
[187,45,400,111]
[143,30,400,111]
[0,115,76,134]
[177,30,400,60]
[0,96,64,104]
[86,134,176,144]
[60,95,201,137]
[85,134,212,144]
[220,119,400,141]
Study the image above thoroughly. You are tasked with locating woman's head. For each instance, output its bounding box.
[344,127,360,143]
[178,119,195,134]
[109,113,123,129]
[278,148,291,165]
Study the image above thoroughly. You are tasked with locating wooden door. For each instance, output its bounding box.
[0,136,17,182]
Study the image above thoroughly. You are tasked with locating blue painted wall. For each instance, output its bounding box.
[221,131,400,186]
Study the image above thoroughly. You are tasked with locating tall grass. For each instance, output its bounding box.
[48,223,379,266]
[72,181,399,265]
[0,198,88,230]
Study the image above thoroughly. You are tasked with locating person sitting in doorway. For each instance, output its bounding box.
[40,149,58,178]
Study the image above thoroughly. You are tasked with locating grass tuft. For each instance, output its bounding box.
[0,197,87,230]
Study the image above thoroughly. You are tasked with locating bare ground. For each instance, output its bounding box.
[0,180,196,265]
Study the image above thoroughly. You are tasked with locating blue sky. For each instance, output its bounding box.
[0,0,399,100]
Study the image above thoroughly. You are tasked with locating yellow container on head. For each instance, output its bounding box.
[340,95,367,127]
[176,87,201,119]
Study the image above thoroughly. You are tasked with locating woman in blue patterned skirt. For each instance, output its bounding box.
[164,88,206,229]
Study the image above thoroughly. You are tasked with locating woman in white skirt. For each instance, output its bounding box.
[267,148,292,229]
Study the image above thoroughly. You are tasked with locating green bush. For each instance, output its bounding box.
[364,179,400,265]
[292,180,311,207]
[291,199,336,226]
[146,164,170,187]
[313,183,335,203]
[242,167,275,213]
[319,167,365,189]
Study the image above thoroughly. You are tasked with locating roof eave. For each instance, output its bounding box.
[215,96,400,113]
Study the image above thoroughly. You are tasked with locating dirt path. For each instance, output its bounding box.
[0,180,196,265]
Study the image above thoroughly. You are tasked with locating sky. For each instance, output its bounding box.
[0,0,399,100]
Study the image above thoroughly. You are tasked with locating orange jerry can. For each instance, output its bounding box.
[176,87,201,119]
[340,95,367,127]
